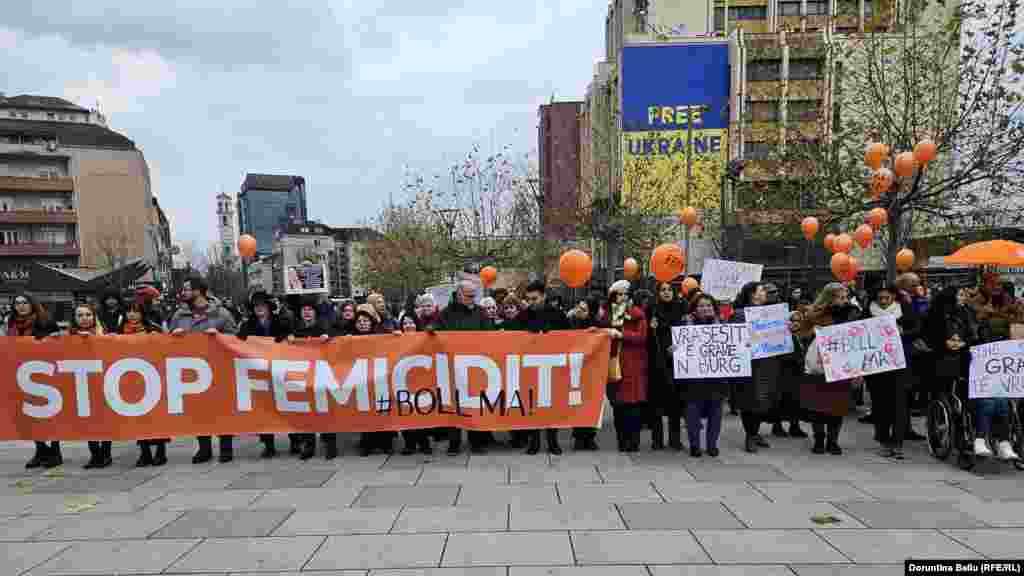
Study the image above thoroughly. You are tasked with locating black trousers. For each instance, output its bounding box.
[402,430,431,449]
[870,374,908,446]
[197,435,233,452]
[811,414,843,438]
[741,412,766,437]
[448,428,488,450]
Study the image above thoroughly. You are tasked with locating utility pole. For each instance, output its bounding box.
[684,104,709,273]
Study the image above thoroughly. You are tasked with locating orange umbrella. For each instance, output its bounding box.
[943,240,1024,266]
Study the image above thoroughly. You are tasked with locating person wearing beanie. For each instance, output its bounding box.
[350,302,398,455]
[238,291,294,457]
[288,296,339,460]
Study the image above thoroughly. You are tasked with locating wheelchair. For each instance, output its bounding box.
[926,377,1024,471]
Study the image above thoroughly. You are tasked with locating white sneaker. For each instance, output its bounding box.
[974,438,993,457]
[996,440,1020,460]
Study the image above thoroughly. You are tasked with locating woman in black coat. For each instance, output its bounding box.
[237,292,294,458]
[732,282,780,453]
[6,292,61,468]
[289,297,338,460]
[647,282,688,450]
[118,300,172,466]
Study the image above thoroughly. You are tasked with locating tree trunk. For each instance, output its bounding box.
[886,204,901,284]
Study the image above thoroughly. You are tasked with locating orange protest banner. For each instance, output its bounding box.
[0,331,610,441]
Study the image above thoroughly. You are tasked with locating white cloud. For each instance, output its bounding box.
[0,27,17,50]
[63,48,177,118]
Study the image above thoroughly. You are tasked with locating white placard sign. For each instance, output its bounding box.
[814,316,906,383]
[671,323,752,379]
[700,259,764,302]
[969,340,1024,399]
[746,303,794,359]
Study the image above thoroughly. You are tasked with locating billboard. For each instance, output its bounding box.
[620,41,730,214]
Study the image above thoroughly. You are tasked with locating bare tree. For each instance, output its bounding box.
[205,242,246,304]
[89,215,138,293]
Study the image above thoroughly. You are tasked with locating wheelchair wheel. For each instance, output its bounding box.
[1011,401,1024,471]
[927,399,953,461]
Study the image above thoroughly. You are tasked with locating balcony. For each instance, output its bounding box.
[0,209,77,224]
[0,175,74,193]
[0,242,80,257]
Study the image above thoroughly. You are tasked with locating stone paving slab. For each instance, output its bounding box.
[151,508,294,538]
[851,482,977,502]
[941,528,1024,558]
[595,467,697,484]
[510,464,603,484]
[508,504,625,531]
[393,505,508,533]
[306,534,447,571]
[168,535,324,572]
[249,486,363,509]
[653,482,770,504]
[953,478,1024,501]
[443,532,574,567]
[750,482,874,503]
[684,464,792,482]
[225,468,336,489]
[373,568,506,576]
[617,502,744,530]
[722,501,866,529]
[649,567,798,576]
[0,515,63,540]
[817,529,982,563]
[951,499,1024,527]
[556,482,662,506]
[571,530,709,564]
[836,501,988,529]
[0,541,71,574]
[693,530,849,564]
[790,566,905,575]
[418,466,509,485]
[26,538,200,575]
[513,567,649,576]
[30,510,183,540]
[149,488,265,511]
[272,508,401,536]
[356,485,460,508]
[457,484,558,507]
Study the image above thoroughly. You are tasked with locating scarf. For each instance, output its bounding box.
[14,313,36,336]
[121,318,144,334]
[610,301,627,328]
[869,301,902,319]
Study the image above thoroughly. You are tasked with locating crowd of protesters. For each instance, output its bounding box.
[3,268,1022,470]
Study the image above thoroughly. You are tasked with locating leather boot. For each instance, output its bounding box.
[98,442,113,468]
[546,429,562,455]
[218,436,234,463]
[43,442,62,468]
[136,442,153,467]
[650,417,665,451]
[526,430,541,455]
[152,442,168,466]
[827,425,842,455]
[668,419,683,451]
[84,441,102,469]
[299,435,315,460]
[288,434,302,455]
[193,436,213,464]
[812,434,826,454]
[323,434,339,460]
[26,442,47,469]
[260,435,277,459]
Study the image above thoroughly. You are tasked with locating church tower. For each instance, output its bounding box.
[216,191,238,269]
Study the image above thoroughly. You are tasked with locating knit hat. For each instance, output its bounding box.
[609,279,630,296]
[355,303,380,324]
[249,291,272,310]
[415,293,435,307]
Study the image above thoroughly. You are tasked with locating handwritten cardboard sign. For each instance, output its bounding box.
[745,303,794,359]
[700,259,764,302]
[814,316,906,383]
[969,340,1024,399]
[671,324,751,379]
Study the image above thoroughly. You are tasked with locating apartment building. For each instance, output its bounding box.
[0,94,164,304]
[268,221,380,299]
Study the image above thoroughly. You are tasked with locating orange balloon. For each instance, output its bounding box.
[679,206,699,229]
[871,168,893,196]
[834,233,853,254]
[865,142,888,169]
[913,139,936,164]
[238,234,257,259]
[854,224,873,249]
[867,207,888,230]
[479,266,497,288]
[831,253,851,279]
[651,243,685,282]
[559,250,593,288]
[895,248,915,271]
[844,256,861,282]
[801,217,819,241]
[894,152,916,178]
[682,276,699,296]
[824,233,837,253]
[623,258,640,280]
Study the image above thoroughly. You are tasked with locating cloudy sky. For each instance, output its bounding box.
[1,1,606,249]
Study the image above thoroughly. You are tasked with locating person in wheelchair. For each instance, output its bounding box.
[970,318,1020,459]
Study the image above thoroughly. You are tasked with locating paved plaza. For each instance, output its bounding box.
[0,410,1021,576]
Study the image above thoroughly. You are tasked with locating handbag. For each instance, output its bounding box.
[805,337,824,375]
[608,354,622,381]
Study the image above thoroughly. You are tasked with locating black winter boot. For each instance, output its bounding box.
[193,436,213,464]
[546,429,562,455]
[218,436,233,463]
[26,442,47,469]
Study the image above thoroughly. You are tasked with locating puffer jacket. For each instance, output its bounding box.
[167,300,238,334]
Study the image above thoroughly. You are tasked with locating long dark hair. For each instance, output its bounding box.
[734,281,764,310]
[12,292,49,322]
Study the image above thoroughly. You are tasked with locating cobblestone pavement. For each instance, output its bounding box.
[0,410,1021,575]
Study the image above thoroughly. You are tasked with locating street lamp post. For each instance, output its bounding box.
[684,104,710,272]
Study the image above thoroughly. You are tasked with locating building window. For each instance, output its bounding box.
[743,141,774,160]
[714,7,724,30]
[749,101,781,122]
[715,5,767,25]
[806,1,828,15]
[47,112,56,120]
[788,100,821,122]
[780,1,802,16]
[0,230,18,245]
[747,60,782,81]
[789,59,822,80]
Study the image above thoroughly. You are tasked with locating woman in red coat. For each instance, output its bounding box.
[613,281,649,452]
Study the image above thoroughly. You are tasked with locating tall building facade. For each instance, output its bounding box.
[215,191,237,268]
[538,102,583,239]
[237,173,307,257]
[0,94,166,304]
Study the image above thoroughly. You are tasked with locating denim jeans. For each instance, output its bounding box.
[975,398,1010,439]
[686,400,723,450]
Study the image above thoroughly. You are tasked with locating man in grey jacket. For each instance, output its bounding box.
[169,276,239,463]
